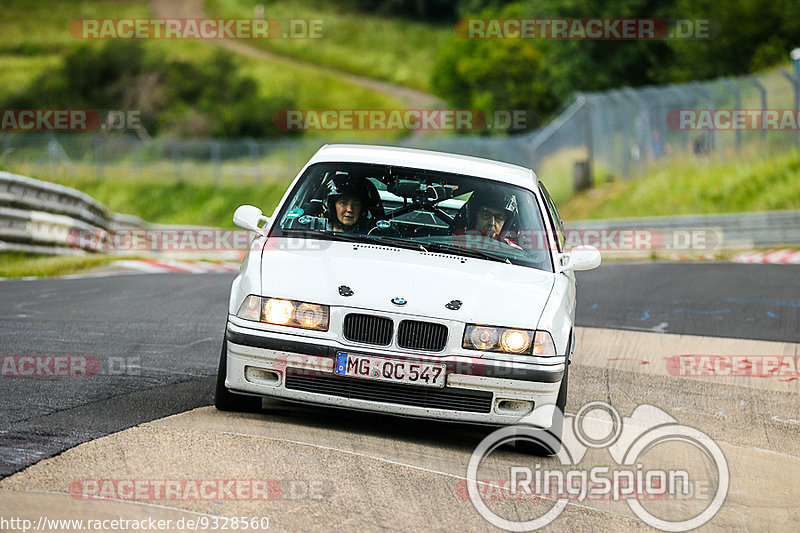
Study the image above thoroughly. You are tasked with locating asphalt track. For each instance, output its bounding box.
[576,262,800,342]
[1,262,799,531]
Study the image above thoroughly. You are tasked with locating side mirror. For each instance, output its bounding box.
[233,205,269,233]
[559,245,601,272]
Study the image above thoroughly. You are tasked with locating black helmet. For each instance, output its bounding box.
[325,173,371,208]
[324,174,373,229]
[461,188,519,232]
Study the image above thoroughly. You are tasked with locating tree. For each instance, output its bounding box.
[431,16,557,131]
[4,42,294,138]
[665,0,800,80]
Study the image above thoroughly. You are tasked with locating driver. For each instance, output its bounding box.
[464,189,520,245]
[325,175,373,234]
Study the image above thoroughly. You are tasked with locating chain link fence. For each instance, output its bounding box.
[1,65,798,204]
[583,66,800,180]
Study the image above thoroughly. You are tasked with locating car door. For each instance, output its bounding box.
[538,181,577,320]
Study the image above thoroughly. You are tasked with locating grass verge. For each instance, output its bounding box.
[206,0,450,91]
[28,174,292,228]
[0,252,121,278]
[560,149,800,220]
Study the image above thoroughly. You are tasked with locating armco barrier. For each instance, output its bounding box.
[0,171,145,255]
[568,210,800,253]
[1,170,797,257]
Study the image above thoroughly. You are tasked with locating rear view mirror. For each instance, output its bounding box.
[559,245,601,272]
[233,205,268,233]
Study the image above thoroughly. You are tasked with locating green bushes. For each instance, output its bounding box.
[430,0,800,123]
[431,34,557,131]
[4,41,296,138]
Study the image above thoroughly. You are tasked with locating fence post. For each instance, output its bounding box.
[94,135,104,180]
[691,81,723,160]
[667,84,691,153]
[722,77,741,151]
[642,86,671,159]
[608,90,632,178]
[598,93,615,170]
[780,70,800,147]
[246,139,259,183]
[579,93,595,183]
[211,140,221,185]
[1,134,9,164]
[623,87,652,167]
[746,75,767,143]
[171,140,181,180]
[133,137,143,178]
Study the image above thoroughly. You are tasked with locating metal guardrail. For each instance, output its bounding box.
[1,170,797,257]
[568,210,800,254]
[0,171,146,255]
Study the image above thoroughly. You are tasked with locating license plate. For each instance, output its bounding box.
[334,352,446,388]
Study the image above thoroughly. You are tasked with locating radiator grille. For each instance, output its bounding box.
[285,369,493,413]
[397,320,448,352]
[342,313,393,346]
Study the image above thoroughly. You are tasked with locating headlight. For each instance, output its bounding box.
[463,324,556,356]
[500,329,530,353]
[264,298,294,325]
[236,295,329,331]
[296,302,328,330]
[468,325,500,350]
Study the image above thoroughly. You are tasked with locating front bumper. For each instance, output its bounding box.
[224,321,565,428]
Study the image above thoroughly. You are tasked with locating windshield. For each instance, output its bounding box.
[272,162,553,272]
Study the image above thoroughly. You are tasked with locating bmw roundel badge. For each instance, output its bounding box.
[391,297,407,306]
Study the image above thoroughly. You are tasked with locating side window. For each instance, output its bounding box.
[539,182,566,251]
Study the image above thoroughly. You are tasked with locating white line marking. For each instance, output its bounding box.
[144,424,639,522]
[2,488,222,518]
[771,416,800,426]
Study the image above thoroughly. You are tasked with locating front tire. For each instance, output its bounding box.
[214,338,262,412]
[513,363,568,455]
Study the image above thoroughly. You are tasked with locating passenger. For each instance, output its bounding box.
[325,175,373,234]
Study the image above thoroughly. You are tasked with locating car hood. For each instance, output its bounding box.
[259,238,554,328]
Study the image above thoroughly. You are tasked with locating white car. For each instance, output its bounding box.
[215,144,600,452]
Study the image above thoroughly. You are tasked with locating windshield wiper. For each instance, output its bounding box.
[281,228,509,262]
[419,241,512,264]
[369,236,429,252]
[281,228,426,252]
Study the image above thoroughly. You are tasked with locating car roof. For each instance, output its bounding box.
[307,144,538,190]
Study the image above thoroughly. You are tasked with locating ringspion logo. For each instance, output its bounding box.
[467,402,729,531]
